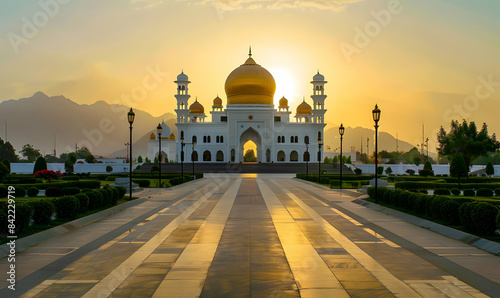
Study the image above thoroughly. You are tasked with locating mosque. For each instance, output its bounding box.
[148,50,327,163]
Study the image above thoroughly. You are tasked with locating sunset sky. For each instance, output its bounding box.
[1,0,499,150]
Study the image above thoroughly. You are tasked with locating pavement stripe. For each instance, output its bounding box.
[272,181,421,297]
[81,179,230,298]
[257,178,350,297]
[151,178,242,297]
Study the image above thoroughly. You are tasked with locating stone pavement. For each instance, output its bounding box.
[1,173,499,297]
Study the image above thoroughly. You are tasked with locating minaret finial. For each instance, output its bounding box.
[249,46,252,58]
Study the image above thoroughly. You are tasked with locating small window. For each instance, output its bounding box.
[221,116,227,122]
[294,136,298,143]
[208,136,211,143]
[220,136,224,143]
[274,116,281,122]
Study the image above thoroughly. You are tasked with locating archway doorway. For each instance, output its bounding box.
[239,127,262,163]
[243,140,257,162]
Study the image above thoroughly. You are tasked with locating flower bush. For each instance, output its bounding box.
[34,170,63,183]
[405,169,415,175]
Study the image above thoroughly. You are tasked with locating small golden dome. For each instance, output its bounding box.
[189,99,204,114]
[279,96,288,107]
[225,51,276,105]
[169,133,176,140]
[213,96,223,106]
[150,133,156,140]
[297,100,312,115]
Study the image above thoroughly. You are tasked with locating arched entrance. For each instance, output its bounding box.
[239,127,262,163]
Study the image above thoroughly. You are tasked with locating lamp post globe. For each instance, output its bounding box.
[157,123,162,188]
[128,108,135,201]
[372,104,381,203]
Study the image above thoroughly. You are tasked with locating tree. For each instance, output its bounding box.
[244,149,257,162]
[137,155,143,163]
[412,156,421,166]
[346,156,352,164]
[85,154,95,163]
[2,159,10,174]
[486,161,494,176]
[424,161,432,171]
[64,152,77,173]
[33,157,47,174]
[76,146,92,159]
[154,157,159,164]
[21,144,41,162]
[450,153,467,189]
[385,167,393,175]
[145,157,151,163]
[0,162,8,182]
[437,120,500,172]
[106,166,113,172]
[0,138,17,162]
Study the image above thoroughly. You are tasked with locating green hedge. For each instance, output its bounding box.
[132,179,151,187]
[0,180,101,191]
[28,200,55,225]
[368,187,499,235]
[395,181,500,191]
[74,193,89,213]
[297,173,375,181]
[53,196,80,219]
[0,203,34,234]
[27,187,39,197]
[169,175,194,186]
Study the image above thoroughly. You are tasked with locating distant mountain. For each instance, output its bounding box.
[0,92,175,157]
[324,126,431,157]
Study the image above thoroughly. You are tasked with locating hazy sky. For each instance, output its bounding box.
[1,0,499,150]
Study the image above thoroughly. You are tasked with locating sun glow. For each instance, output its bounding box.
[269,68,296,106]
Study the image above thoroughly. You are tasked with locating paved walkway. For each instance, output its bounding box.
[1,174,500,297]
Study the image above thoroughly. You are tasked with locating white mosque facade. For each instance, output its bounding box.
[148,51,327,163]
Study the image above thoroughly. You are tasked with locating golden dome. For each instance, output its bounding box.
[189,99,204,114]
[213,95,223,106]
[169,133,176,140]
[279,96,288,107]
[149,133,156,140]
[225,51,276,105]
[297,100,312,115]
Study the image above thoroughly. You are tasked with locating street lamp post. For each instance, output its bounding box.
[305,139,309,181]
[339,124,345,189]
[157,123,162,188]
[128,108,135,201]
[318,137,323,184]
[192,141,196,179]
[180,136,185,182]
[372,104,381,203]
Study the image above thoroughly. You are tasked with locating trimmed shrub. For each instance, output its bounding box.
[15,187,26,198]
[440,198,461,225]
[463,189,475,197]
[106,188,114,204]
[354,168,362,175]
[495,188,500,196]
[29,200,55,225]
[133,179,151,187]
[106,165,113,172]
[434,188,450,196]
[451,188,461,196]
[33,156,48,174]
[85,190,103,210]
[13,203,33,233]
[419,189,428,194]
[0,186,8,198]
[459,202,477,232]
[61,187,80,196]
[110,188,119,205]
[62,176,79,181]
[470,202,499,235]
[476,188,493,197]
[74,193,89,213]
[45,187,62,197]
[116,186,127,199]
[99,189,111,206]
[53,196,80,219]
[27,187,39,197]
[425,196,436,218]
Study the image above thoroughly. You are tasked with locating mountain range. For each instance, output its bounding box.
[0,92,420,159]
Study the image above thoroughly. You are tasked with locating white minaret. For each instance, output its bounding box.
[175,71,191,123]
[311,71,327,124]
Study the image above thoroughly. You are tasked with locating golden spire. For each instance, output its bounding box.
[249,46,252,58]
